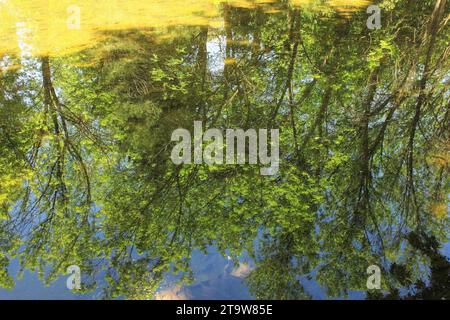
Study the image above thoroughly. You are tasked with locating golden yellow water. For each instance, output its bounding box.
[0,0,371,57]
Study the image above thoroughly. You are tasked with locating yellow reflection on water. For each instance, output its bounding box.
[327,0,371,16]
[0,0,371,57]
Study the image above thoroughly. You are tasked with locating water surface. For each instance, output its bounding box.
[0,0,449,300]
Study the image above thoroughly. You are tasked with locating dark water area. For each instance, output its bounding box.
[0,1,449,300]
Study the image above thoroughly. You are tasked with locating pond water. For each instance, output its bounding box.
[0,0,449,300]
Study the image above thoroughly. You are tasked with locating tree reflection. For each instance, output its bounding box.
[0,0,448,299]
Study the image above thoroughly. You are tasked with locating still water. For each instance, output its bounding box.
[0,0,449,300]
